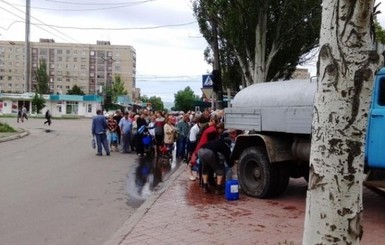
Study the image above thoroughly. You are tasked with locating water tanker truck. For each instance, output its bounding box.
[224,68,385,198]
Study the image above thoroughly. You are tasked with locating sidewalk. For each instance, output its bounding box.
[0,129,28,142]
[104,165,385,245]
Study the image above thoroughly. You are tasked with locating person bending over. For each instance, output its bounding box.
[198,138,233,194]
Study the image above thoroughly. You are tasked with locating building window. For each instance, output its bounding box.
[66,101,78,114]
[90,51,95,56]
[87,104,92,113]
[57,49,63,54]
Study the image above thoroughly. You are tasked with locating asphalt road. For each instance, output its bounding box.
[0,117,149,245]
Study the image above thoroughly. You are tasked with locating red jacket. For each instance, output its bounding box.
[190,125,218,165]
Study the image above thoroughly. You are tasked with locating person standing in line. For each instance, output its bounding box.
[187,116,203,181]
[148,115,157,154]
[113,110,123,146]
[154,111,165,156]
[136,112,148,156]
[44,109,52,126]
[91,109,110,156]
[119,111,133,153]
[107,114,118,151]
[163,115,176,157]
[130,114,139,152]
[176,114,190,160]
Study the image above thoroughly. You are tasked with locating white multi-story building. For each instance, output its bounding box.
[0,39,136,100]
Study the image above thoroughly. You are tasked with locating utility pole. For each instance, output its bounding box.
[24,0,31,93]
[211,19,223,109]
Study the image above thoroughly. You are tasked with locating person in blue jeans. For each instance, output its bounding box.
[91,109,110,156]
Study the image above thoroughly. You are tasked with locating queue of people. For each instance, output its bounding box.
[91,107,235,196]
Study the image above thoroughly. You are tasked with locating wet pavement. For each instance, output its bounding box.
[126,152,179,207]
[105,167,385,245]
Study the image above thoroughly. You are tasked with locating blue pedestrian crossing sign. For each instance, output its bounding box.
[202,74,213,88]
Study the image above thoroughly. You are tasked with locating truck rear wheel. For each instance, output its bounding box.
[238,147,279,198]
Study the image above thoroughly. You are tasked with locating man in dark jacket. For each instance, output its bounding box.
[92,109,110,156]
[135,111,148,156]
[198,138,233,194]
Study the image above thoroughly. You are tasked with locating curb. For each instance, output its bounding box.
[0,129,29,143]
[103,162,186,245]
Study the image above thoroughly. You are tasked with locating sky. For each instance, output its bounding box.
[1,1,385,103]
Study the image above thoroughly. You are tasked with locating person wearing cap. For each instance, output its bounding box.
[198,138,234,194]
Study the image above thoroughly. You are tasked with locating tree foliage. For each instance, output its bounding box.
[31,92,45,114]
[140,95,164,111]
[193,0,322,86]
[375,19,385,44]
[173,86,199,112]
[67,85,85,95]
[110,74,127,102]
[35,59,49,94]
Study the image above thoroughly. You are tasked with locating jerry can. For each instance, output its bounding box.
[225,179,239,201]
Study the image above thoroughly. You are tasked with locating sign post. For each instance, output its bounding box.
[202,74,214,110]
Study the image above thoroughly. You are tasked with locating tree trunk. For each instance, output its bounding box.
[253,5,268,84]
[303,1,379,244]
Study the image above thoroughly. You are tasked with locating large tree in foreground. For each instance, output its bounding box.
[303,1,379,244]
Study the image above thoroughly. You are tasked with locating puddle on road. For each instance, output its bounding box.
[125,151,181,207]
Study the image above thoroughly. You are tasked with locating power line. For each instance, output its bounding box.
[43,0,155,5]
[28,21,197,31]
[13,1,155,11]
[0,2,82,44]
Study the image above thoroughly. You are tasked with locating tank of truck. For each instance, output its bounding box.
[225,79,317,134]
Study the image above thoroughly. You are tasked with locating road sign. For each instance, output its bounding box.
[201,88,213,99]
[202,74,213,88]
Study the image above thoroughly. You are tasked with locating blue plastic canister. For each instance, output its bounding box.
[225,179,239,201]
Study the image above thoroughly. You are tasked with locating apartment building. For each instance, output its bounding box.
[0,39,136,100]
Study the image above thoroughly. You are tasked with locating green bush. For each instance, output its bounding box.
[0,122,17,133]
